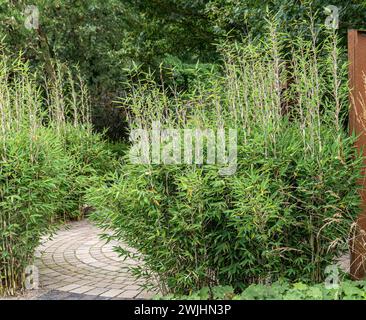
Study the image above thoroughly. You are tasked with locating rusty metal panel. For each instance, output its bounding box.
[348,29,366,280]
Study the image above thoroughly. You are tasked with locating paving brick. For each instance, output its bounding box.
[100,289,124,298]
[70,286,95,294]
[57,284,81,292]
[84,287,109,296]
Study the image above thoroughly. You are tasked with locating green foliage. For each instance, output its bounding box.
[125,0,217,63]
[2,1,365,139]
[0,0,363,297]
[87,24,363,295]
[88,130,361,294]
[0,127,114,295]
[160,280,366,300]
[0,127,72,295]
[0,0,131,139]
[205,0,366,41]
[55,124,117,221]
[0,47,117,295]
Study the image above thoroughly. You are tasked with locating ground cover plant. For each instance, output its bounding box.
[0,46,116,296]
[87,20,364,295]
[159,280,366,300]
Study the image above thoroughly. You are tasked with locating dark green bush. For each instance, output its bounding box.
[56,124,118,220]
[62,124,116,174]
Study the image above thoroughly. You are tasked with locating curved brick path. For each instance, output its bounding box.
[34,220,154,299]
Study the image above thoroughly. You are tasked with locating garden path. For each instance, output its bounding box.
[33,220,154,300]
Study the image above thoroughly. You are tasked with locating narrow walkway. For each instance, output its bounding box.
[34,220,154,300]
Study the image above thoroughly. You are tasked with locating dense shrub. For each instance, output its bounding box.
[0,126,114,295]
[88,127,361,294]
[0,128,72,295]
[56,124,117,220]
[0,48,117,295]
[88,24,363,295]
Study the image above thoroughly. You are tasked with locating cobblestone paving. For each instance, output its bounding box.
[34,220,154,300]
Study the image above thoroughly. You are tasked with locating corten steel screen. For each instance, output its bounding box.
[348,29,366,280]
